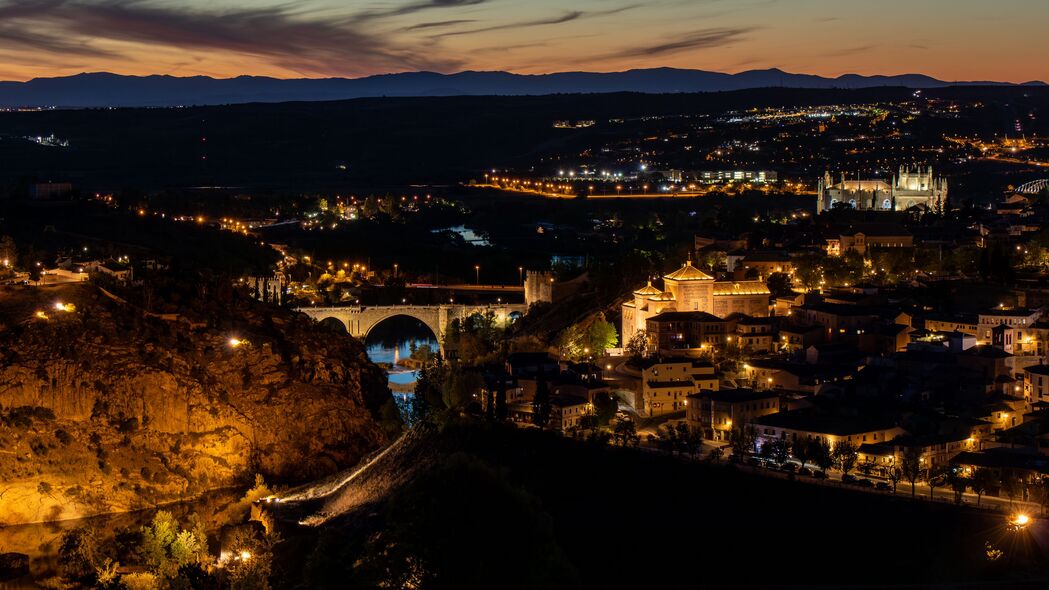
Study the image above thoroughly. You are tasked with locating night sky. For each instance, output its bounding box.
[0,0,1046,82]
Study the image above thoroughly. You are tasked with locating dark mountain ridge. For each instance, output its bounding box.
[1,67,1044,108]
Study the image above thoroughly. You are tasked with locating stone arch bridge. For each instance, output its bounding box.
[297,303,528,347]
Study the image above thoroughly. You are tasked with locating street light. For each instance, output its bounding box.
[475,265,480,285]
[518,266,524,285]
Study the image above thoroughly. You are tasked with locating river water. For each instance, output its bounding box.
[364,315,439,425]
[364,315,439,388]
[0,489,243,588]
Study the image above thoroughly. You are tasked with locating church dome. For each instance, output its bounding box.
[663,259,713,281]
[633,280,663,296]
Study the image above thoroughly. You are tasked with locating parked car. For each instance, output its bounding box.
[746,457,763,468]
[875,481,892,491]
[812,470,828,479]
[798,467,814,476]
[780,462,798,473]
[841,474,857,484]
[854,479,874,488]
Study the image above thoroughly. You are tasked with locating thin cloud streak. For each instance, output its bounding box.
[434,4,639,39]
[0,0,464,75]
[404,19,477,31]
[356,0,487,20]
[598,27,755,60]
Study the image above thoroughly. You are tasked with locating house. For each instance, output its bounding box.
[790,302,881,340]
[951,448,1049,486]
[741,359,860,394]
[857,433,978,477]
[645,311,729,355]
[826,223,914,256]
[978,308,1041,348]
[547,395,590,432]
[777,322,826,353]
[640,357,718,416]
[736,251,794,280]
[1023,364,1049,403]
[686,388,781,441]
[858,323,913,354]
[752,409,905,452]
[732,315,776,353]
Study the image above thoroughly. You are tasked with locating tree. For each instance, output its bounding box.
[413,354,448,419]
[140,511,209,580]
[59,526,100,583]
[766,272,793,298]
[970,468,996,507]
[901,447,923,498]
[224,527,277,590]
[947,469,968,505]
[793,438,811,470]
[593,392,618,427]
[770,438,792,466]
[1000,471,1022,504]
[888,466,902,493]
[928,465,947,500]
[656,424,679,455]
[612,419,640,447]
[729,424,757,461]
[707,447,724,464]
[680,424,704,459]
[812,438,834,475]
[833,441,858,476]
[442,369,485,410]
[626,330,648,362]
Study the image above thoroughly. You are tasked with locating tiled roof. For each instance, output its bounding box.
[664,260,714,281]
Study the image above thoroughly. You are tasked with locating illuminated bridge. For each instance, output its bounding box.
[1016,179,1049,194]
[297,303,527,349]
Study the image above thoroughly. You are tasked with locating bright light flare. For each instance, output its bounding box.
[1010,513,1031,528]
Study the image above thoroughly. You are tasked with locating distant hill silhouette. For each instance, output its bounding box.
[0,68,1044,108]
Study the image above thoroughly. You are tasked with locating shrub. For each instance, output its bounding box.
[121,572,158,590]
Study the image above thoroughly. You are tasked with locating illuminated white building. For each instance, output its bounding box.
[817,166,947,213]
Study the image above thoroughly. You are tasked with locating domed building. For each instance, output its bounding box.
[621,259,770,344]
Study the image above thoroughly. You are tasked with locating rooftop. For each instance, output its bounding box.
[663,259,714,282]
[648,311,724,323]
[689,388,780,403]
[753,408,898,436]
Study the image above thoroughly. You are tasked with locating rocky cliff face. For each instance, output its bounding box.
[0,282,397,524]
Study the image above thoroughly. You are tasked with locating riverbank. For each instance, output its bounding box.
[0,488,245,586]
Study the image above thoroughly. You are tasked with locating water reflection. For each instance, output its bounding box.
[433,225,490,246]
[364,316,438,388]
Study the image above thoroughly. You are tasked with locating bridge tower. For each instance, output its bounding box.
[524,271,554,308]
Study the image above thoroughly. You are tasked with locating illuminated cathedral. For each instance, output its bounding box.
[817,166,947,213]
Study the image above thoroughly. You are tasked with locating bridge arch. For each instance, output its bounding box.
[363,313,441,345]
[1017,179,1049,194]
[316,316,349,333]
